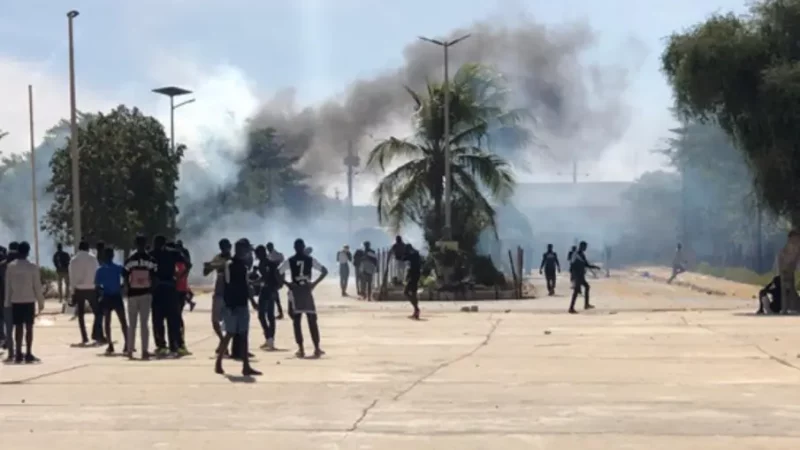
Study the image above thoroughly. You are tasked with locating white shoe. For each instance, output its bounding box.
[761,296,772,315]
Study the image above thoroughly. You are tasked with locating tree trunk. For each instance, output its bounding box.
[778,229,800,314]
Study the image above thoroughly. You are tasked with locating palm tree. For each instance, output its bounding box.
[366,63,530,247]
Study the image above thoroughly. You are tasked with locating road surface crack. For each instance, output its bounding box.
[392,317,502,401]
[347,399,379,432]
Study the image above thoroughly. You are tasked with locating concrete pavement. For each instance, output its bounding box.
[2,273,799,449]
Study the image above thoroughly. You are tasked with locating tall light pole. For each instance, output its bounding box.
[67,10,81,247]
[419,34,470,242]
[152,86,194,232]
[28,85,40,265]
[343,140,360,244]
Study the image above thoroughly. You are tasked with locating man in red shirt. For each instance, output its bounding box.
[175,258,192,354]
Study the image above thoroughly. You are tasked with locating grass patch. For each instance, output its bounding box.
[694,262,800,288]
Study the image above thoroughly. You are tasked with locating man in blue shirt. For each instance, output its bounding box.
[95,247,129,355]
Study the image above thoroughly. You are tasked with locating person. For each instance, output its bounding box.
[95,241,106,264]
[336,245,352,296]
[204,238,232,354]
[359,241,378,301]
[53,243,71,305]
[758,275,782,315]
[95,247,129,355]
[175,255,193,353]
[569,241,599,314]
[123,234,157,360]
[214,238,262,376]
[667,243,687,284]
[176,240,196,311]
[231,238,255,360]
[0,245,7,348]
[539,244,561,296]
[353,246,365,297]
[1,242,18,359]
[279,238,328,358]
[254,244,282,350]
[70,240,103,345]
[151,236,190,357]
[403,243,422,319]
[4,241,45,363]
[391,236,406,286]
[567,245,579,294]
[266,242,285,319]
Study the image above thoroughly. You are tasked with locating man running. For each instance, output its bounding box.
[95,247,129,355]
[336,245,352,296]
[539,244,561,296]
[70,240,103,345]
[569,241,600,314]
[266,242,285,319]
[151,236,190,357]
[53,243,71,306]
[667,243,687,284]
[254,245,282,350]
[567,245,581,295]
[403,243,422,319]
[204,238,232,351]
[214,239,262,376]
[279,238,328,358]
[4,241,45,363]
[123,234,156,360]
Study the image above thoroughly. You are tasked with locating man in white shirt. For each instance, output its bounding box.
[69,240,102,345]
[4,241,45,363]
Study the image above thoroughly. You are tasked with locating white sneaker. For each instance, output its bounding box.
[266,339,275,351]
[761,296,772,315]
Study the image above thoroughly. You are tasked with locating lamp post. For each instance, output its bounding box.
[67,9,81,247]
[152,86,194,231]
[418,34,470,242]
[343,140,360,244]
[28,85,40,265]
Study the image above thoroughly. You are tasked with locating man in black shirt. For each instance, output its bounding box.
[539,244,561,296]
[279,238,328,358]
[569,241,599,314]
[2,242,18,358]
[353,247,365,297]
[53,243,71,305]
[123,234,157,359]
[150,235,190,357]
[403,243,422,319]
[214,239,261,376]
[254,245,282,350]
[567,245,581,295]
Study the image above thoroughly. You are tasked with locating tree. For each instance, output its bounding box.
[661,0,800,310]
[366,63,530,251]
[43,106,183,249]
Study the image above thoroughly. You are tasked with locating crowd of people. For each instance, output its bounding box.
[540,240,601,313]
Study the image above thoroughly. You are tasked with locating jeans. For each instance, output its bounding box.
[75,289,103,342]
[339,264,349,294]
[151,283,181,352]
[258,288,277,341]
[2,306,12,352]
[127,294,152,353]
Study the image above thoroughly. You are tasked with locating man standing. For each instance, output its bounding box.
[4,241,45,363]
[70,240,102,345]
[254,245,282,350]
[403,243,422,320]
[569,241,600,314]
[124,234,156,360]
[214,239,262,376]
[539,244,561,296]
[353,246,365,297]
[205,239,232,354]
[1,243,16,357]
[53,243,71,306]
[266,242,285,319]
[667,243,687,284]
[175,240,196,311]
[151,236,190,357]
[359,242,378,301]
[95,247,129,355]
[279,238,328,358]
[336,245,352,296]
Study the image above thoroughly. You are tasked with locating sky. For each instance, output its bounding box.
[0,0,750,200]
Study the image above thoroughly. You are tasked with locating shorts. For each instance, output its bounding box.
[102,293,124,313]
[223,306,250,335]
[212,295,224,325]
[12,303,35,326]
[289,284,316,314]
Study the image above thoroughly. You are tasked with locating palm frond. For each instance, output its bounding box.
[365,138,426,172]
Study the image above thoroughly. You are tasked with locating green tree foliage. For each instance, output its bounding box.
[661,0,800,310]
[43,106,183,248]
[366,63,529,251]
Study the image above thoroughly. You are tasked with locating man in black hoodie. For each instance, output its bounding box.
[568,241,599,314]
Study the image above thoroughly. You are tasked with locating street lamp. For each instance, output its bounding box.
[152,86,194,232]
[418,34,470,242]
[67,9,81,247]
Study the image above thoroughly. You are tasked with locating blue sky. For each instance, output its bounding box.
[0,0,749,189]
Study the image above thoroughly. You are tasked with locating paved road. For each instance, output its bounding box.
[2,273,799,449]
